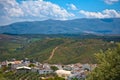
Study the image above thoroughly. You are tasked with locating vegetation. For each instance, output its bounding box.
[46,76,65,80]
[0,34,119,64]
[0,34,120,80]
[0,70,65,80]
[28,63,36,67]
[50,66,59,71]
[0,69,6,80]
[87,44,120,80]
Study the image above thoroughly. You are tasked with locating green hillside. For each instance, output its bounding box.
[0,35,115,64]
[0,34,118,64]
[23,38,116,64]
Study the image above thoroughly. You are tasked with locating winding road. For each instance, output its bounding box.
[44,46,59,62]
[48,46,58,60]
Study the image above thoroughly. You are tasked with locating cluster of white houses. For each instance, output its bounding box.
[0,59,97,80]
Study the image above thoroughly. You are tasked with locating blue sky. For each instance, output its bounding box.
[45,0,120,11]
[0,0,120,26]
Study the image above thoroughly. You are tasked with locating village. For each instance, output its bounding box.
[0,58,97,80]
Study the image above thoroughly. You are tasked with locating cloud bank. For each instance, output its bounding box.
[0,0,74,25]
[0,0,119,26]
[79,9,120,18]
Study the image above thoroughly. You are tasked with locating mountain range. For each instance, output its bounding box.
[0,18,120,34]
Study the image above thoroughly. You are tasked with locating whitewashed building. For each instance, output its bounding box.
[55,70,71,79]
[38,69,53,74]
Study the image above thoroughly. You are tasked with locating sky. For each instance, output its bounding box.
[0,0,120,26]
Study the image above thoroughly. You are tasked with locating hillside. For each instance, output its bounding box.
[0,34,118,64]
[0,18,120,34]
[23,38,116,64]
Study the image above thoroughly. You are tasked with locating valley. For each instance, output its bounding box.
[0,34,119,64]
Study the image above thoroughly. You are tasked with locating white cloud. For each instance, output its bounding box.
[79,9,120,18]
[0,0,74,25]
[0,0,24,17]
[104,0,119,4]
[67,4,77,10]
[21,1,74,19]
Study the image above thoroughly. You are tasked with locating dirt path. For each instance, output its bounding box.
[44,46,58,62]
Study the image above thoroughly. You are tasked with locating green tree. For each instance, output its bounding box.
[0,69,6,80]
[8,63,12,70]
[28,63,36,67]
[54,76,65,80]
[50,66,59,71]
[87,44,120,80]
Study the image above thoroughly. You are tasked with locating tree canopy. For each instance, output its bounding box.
[87,44,120,80]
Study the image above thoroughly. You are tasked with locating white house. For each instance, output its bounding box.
[68,70,86,80]
[16,66,31,73]
[55,70,71,79]
[38,69,53,74]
